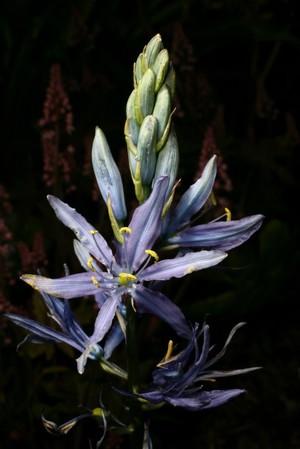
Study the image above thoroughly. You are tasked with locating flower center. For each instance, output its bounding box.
[118,272,137,286]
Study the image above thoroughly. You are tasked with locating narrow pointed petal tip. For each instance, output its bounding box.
[167,213,265,251]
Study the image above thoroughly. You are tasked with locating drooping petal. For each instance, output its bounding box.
[167,214,265,251]
[131,284,192,339]
[47,195,115,268]
[165,155,217,236]
[20,272,114,299]
[139,250,227,281]
[125,176,169,271]
[4,313,83,350]
[92,126,127,222]
[165,389,246,411]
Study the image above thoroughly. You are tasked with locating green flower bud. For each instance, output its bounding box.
[133,53,144,88]
[152,49,170,93]
[134,68,156,125]
[152,84,172,143]
[137,115,158,186]
[153,126,179,199]
[144,33,164,68]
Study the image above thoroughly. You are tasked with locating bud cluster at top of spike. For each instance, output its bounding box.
[124,34,179,203]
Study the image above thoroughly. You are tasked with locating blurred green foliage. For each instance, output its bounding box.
[1,0,299,448]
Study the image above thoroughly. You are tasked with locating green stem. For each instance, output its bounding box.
[126,296,144,448]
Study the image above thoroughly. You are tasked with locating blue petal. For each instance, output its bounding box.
[47,195,115,268]
[165,155,217,236]
[139,250,227,281]
[4,313,84,351]
[87,295,119,347]
[103,320,125,359]
[20,272,114,299]
[165,389,245,410]
[167,214,264,251]
[125,176,169,271]
[131,284,192,339]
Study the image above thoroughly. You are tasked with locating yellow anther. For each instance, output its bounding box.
[185,265,196,275]
[87,257,96,272]
[90,230,99,235]
[205,378,216,382]
[157,340,174,367]
[145,249,159,262]
[92,407,107,417]
[118,272,137,286]
[164,340,173,361]
[120,227,132,234]
[225,207,231,221]
[91,276,101,287]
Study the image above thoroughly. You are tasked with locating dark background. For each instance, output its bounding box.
[1,0,299,448]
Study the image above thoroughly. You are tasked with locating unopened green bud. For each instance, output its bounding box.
[152,49,170,93]
[133,53,144,88]
[135,68,156,125]
[153,126,179,200]
[144,33,164,68]
[152,84,172,143]
[137,115,158,185]
[164,62,176,98]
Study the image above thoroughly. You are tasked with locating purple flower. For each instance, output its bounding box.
[114,322,260,411]
[20,176,227,373]
[4,290,127,378]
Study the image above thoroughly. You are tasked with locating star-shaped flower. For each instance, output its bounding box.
[20,176,227,373]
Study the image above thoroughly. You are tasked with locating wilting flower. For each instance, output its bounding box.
[4,289,127,378]
[20,176,227,373]
[114,322,260,411]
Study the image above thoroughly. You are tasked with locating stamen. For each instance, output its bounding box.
[225,207,231,221]
[157,340,174,367]
[118,272,137,286]
[90,230,99,235]
[88,257,96,272]
[164,340,173,361]
[120,227,132,234]
[91,276,101,288]
[145,249,159,262]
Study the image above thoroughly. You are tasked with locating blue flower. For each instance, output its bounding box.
[20,176,227,373]
[4,290,127,377]
[114,322,260,411]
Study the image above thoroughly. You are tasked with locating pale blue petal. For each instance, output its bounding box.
[165,155,216,236]
[20,272,113,299]
[47,195,115,268]
[139,250,227,281]
[167,214,265,251]
[87,295,119,347]
[103,320,125,359]
[125,176,169,271]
